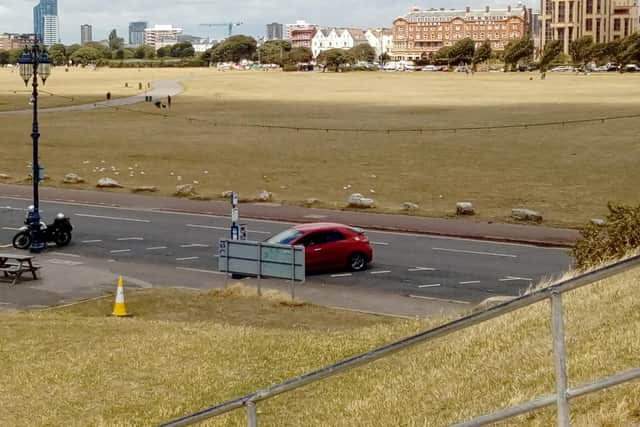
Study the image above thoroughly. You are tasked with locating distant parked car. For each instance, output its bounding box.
[624,64,639,72]
[422,65,438,72]
[267,223,373,273]
[550,66,576,72]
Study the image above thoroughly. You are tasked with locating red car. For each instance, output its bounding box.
[267,223,373,272]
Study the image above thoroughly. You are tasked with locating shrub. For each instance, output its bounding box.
[571,203,640,270]
[283,64,298,72]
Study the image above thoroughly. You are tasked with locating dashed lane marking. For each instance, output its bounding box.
[176,267,225,275]
[459,280,481,285]
[499,276,533,282]
[408,295,471,305]
[81,240,103,243]
[371,241,390,246]
[75,213,150,223]
[117,237,144,241]
[48,259,84,266]
[176,257,200,261]
[186,224,271,234]
[418,284,441,288]
[408,267,436,272]
[370,270,392,275]
[0,244,11,248]
[180,243,210,248]
[109,249,132,254]
[2,227,20,231]
[331,273,352,278]
[146,246,167,250]
[49,252,82,258]
[432,247,517,258]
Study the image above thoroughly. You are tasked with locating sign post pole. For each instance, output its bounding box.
[290,247,295,301]
[257,242,262,297]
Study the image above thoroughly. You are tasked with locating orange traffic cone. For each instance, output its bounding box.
[112,276,129,317]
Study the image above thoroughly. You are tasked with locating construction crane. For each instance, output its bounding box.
[199,22,243,41]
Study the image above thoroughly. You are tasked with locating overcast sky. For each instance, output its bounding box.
[1,0,533,44]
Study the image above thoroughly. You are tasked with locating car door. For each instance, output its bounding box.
[295,232,330,272]
[320,229,350,269]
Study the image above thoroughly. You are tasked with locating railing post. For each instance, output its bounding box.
[247,401,257,427]
[551,291,570,427]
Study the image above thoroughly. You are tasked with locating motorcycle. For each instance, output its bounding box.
[12,208,73,250]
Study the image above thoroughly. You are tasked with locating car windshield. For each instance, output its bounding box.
[267,228,303,245]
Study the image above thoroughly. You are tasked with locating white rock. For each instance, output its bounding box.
[305,198,319,206]
[403,202,419,211]
[456,202,475,215]
[82,160,90,164]
[512,208,543,222]
[177,176,182,181]
[0,173,11,180]
[96,177,123,188]
[221,190,234,198]
[175,184,196,197]
[193,180,199,185]
[63,173,85,184]
[203,170,209,174]
[348,193,374,208]
[590,218,606,226]
[132,186,158,193]
[256,190,273,202]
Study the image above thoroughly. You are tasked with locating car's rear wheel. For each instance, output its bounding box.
[348,252,367,272]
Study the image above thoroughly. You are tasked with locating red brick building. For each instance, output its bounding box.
[391,5,528,60]
[291,27,317,48]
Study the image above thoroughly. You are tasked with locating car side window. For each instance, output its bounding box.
[323,230,345,243]
[299,232,323,247]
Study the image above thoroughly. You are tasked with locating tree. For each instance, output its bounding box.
[349,43,376,63]
[70,46,101,65]
[8,48,22,64]
[472,39,492,69]
[134,44,155,59]
[208,35,257,63]
[503,37,534,71]
[316,48,354,71]
[257,40,291,65]
[170,41,195,58]
[108,29,123,51]
[0,50,9,65]
[620,32,640,67]
[378,52,390,65]
[539,40,562,71]
[569,36,593,67]
[448,37,475,65]
[47,43,67,65]
[433,46,453,65]
[286,47,312,64]
[156,46,169,58]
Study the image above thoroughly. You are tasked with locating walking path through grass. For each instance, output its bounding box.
[0,79,183,116]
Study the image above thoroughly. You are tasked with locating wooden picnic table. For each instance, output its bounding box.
[0,253,40,286]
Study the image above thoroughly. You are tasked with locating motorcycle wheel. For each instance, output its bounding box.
[54,231,72,247]
[13,231,32,250]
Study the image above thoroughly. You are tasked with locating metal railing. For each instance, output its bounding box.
[159,255,640,427]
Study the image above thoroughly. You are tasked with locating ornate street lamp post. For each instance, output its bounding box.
[18,41,51,253]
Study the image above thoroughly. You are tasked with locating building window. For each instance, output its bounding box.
[569,1,574,21]
[558,2,565,23]
[586,19,593,31]
[614,18,621,31]
[586,0,593,14]
[545,0,552,13]
[596,0,601,14]
[596,18,601,42]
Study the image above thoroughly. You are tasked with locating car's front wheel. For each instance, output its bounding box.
[348,252,367,272]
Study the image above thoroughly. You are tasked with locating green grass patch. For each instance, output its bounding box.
[0,274,638,426]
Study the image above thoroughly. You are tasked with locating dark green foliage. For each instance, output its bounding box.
[316,48,355,71]
[448,38,475,65]
[286,47,312,64]
[47,43,67,65]
[572,203,640,270]
[569,36,593,66]
[472,40,492,69]
[540,40,562,71]
[503,37,534,70]
[257,40,291,65]
[207,35,257,63]
[349,44,376,63]
[169,42,195,58]
[0,50,9,65]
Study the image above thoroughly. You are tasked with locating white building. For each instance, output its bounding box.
[365,28,393,59]
[42,15,59,46]
[285,20,317,39]
[311,28,369,58]
[144,25,183,49]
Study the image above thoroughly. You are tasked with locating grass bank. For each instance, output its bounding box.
[1,70,639,226]
[0,272,637,426]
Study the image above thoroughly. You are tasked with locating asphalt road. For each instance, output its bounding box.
[0,197,572,306]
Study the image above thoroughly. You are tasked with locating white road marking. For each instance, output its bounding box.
[408,295,471,305]
[418,284,441,288]
[460,280,481,285]
[432,247,517,258]
[370,270,392,275]
[2,227,20,231]
[81,240,103,243]
[48,259,84,266]
[117,237,144,241]
[1,206,25,211]
[0,301,10,306]
[180,243,210,248]
[499,276,533,282]
[109,249,131,254]
[408,267,436,272]
[75,213,150,223]
[146,246,167,250]
[49,252,82,258]
[176,267,225,275]
[186,224,271,234]
[371,241,390,246]
[176,257,200,261]
[0,244,11,248]
[331,273,353,278]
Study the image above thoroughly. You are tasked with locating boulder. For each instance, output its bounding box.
[256,190,273,202]
[305,198,320,207]
[175,184,196,197]
[96,177,123,188]
[590,218,606,226]
[403,202,419,211]
[348,193,375,208]
[132,186,158,193]
[456,202,475,215]
[511,208,543,223]
[0,173,10,180]
[63,173,85,184]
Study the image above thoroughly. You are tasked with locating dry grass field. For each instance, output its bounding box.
[1,68,640,226]
[0,270,637,426]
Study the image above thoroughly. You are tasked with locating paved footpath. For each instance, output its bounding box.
[1,184,579,247]
[0,79,183,117]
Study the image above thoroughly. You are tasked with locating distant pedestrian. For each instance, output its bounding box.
[106,91,111,101]
[541,72,546,80]
[167,95,172,108]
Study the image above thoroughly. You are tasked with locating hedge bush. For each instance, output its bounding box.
[571,203,640,270]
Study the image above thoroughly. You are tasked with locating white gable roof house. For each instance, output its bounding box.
[311,28,369,58]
